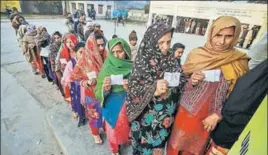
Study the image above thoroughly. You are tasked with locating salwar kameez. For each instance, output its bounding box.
[84,94,103,135]
[167,16,249,155]
[103,91,130,153]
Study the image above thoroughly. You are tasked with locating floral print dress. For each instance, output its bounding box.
[131,86,180,155]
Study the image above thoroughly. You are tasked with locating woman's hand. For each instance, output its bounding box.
[191,71,205,86]
[103,76,111,92]
[154,80,168,96]
[202,113,221,132]
[86,78,97,87]
[123,79,128,91]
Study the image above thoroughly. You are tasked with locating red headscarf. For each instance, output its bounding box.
[60,33,78,61]
[70,34,107,81]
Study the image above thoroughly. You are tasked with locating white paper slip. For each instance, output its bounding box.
[202,69,221,82]
[86,72,97,79]
[164,72,181,87]
[60,58,67,64]
[111,74,123,85]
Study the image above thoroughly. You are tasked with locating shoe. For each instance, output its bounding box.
[41,74,46,78]
[77,118,86,127]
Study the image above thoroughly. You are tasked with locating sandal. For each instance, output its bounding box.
[93,135,103,145]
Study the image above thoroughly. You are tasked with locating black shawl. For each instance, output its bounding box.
[126,23,186,122]
[211,59,268,149]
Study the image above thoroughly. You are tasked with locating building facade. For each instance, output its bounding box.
[68,1,115,18]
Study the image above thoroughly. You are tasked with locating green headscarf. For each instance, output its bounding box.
[95,38,133,107]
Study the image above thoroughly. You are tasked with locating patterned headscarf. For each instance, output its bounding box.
[49,31,62,54]
[35,26,51,51]
[126,23,185,122]
[26,24,36,35]
[70,33,107,81]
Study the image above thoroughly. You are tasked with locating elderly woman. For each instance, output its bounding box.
[18,25,37,73]
[95,38,133,155]
[49,31,64,96]
[70,31,107,144]
[22,24,45,77]
[126,23,186,155]
[166,16,249,155]
[55,33,78,103]
[35,26,52,81]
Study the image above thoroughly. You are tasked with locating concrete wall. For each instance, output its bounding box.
[20,1,62,15]
[128,9,148,21]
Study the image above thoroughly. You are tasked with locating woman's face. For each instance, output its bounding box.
[66,38,75,51]
[76,47,84,60]
[130,39,137,46]
[53,35,61,43]
[211,27,235,51]
[157,32,172,55]
[111,44,126,60]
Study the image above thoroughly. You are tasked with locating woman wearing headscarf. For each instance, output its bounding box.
[61,42,86,127]
[22,24,45,77]
[55,33,78,104]
[95,38,133,155]
[206,33,268,155]
[18,25,37,73]
[126,23,186,155]
[70,32,107,144]
[35,26,53,81]
[12,15,28,35]
[166,16,250,155]
[49,31,64,96]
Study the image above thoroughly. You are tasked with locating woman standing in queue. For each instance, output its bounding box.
[126,23,186,155]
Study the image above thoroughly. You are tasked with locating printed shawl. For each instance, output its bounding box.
[71,34,107,81]
[35,26,51,52]
[126,23,185,122]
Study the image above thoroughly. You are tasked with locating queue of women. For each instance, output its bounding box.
[11,13,267,155]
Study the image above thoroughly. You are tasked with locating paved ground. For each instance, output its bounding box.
[1,17,248,155]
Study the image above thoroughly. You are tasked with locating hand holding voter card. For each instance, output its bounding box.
[164,72,181,87]
[201,69,221,82]
[60,58,67,64]
[86,72,97,86]
[111,74,124,85]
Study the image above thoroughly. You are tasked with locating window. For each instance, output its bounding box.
[98,4,103,14]
[71,3,76,10]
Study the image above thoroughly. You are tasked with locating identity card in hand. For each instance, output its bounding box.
[164,72,181,87]
[202,69,221,82]
[111,74,123,85]
[86,72,97,79]
[60,58,67,64]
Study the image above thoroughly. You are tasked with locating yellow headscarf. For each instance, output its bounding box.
[183,16,249,94]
